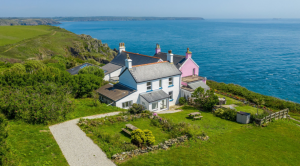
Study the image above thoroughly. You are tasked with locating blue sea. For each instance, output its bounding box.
[56,19,300,103]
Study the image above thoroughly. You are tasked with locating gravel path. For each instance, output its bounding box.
[49,112,120,166]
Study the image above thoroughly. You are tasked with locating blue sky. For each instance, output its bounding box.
[0,0,299,18]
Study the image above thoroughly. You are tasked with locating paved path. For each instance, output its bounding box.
[158,110,182,114]
[49,112,120,166]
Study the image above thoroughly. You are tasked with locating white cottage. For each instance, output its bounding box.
[97,51,182,112]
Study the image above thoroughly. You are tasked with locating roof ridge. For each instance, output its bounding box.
[132,61,168,68]
[123,51,161,59]
[158,52,185,57]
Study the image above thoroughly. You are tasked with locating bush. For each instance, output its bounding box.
[131,129,146,147]
[78,66,104,78]
[128,104,144,114]
[0,114,8,165]
[144,129,155,145]
[214,108,237,121]
[179,97,186,105]
[192,87,219,111]
[207,80,300,113]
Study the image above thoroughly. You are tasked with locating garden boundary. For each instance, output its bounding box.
[255,109,289,126]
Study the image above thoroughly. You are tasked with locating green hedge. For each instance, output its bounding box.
[0,114,8,165]
[207,80,300,113]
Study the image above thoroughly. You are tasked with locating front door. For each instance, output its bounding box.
[160,99,168,110]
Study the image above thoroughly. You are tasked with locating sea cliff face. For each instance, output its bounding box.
[0,18,60,26]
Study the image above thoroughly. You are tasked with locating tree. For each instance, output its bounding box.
[78,66,105,78]
[192,87,219,111]
[253,98,265,115]
[24,60,45,73]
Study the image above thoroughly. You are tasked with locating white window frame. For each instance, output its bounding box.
[122,100,133,108]
[152,102,158,110]
[160,99,167,109]
[159,79,162,88]
[169,91,173,101]
[147,82,152,91]
[169,77,173,86]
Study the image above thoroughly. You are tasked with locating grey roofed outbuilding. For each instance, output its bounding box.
[126,62,182,83]
[154,52,186,69]
[110,51,161,67]
[188,81,210,91]
[67,63,101,75]
[101,63,123,75]
[96,83,136,101]
[140,90,169,103]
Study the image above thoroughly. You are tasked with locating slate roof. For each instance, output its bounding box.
[140,90,169,103]
[126,61,182,83]
[154,52,186,69]
[96,83,136,101]
[110,51,160,67]
[101,63,123,75]
[67,63,101,75]
[188,81,210,91]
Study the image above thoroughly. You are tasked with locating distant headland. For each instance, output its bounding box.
[0,16,204,26]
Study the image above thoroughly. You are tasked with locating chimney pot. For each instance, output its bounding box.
[119,42,126,53]
[167,50,173,64]
[185,48,192,59]
[155,43,161,54]
[125,54,132,69]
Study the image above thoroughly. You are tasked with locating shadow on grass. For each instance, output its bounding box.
[120,130,132,139]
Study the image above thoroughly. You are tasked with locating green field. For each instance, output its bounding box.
[5,98,123,166]
[0,25,52,46]
[118,108,300,166]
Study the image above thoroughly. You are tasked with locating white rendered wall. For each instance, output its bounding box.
[115,91,139,109]
[104,68,123,81]
[118,69,137,89]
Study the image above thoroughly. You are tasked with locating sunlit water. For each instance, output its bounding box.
[57,19,300,103]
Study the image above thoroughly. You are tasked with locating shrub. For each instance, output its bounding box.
[131,129,146,147]
[192,87,219,111]
[128,104,144,114]
[144,129,155,145]
[78,66,104,78]
[207,80,300,113]
[0,114,8,165]
[214,108,237,121]
[179,97,187,105]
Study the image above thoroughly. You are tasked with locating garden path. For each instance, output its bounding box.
[49,112,120,166]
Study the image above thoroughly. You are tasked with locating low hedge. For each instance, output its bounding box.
[207,80,300,113]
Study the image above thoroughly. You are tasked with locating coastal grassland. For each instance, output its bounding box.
[0,25,116,62]
[119,114,300,166]
[0,25,52,46]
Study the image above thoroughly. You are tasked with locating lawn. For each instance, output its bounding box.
[5,98,122,166]
[0,25,52,46]
[159,106,244,137]
[96,118,170,145]
[119,110,300,166]
[216,94,242,105]
[235,105,264,115]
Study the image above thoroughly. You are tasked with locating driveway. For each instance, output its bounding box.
[49,112,120,166]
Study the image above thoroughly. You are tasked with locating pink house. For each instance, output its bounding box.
[154,44,207,86]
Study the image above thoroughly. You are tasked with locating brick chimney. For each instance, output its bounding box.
[125,54,132,69]
[167,50,173,64]
[119,43,125,53]
[155,43,161,54]
[185,48,192,59]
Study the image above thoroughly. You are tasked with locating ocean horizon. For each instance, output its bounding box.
[56,19,300,103]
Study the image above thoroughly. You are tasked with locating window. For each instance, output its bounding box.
[122,101,133,108]
[159,79,162,88]
[147,82,152,91]
[193,68,195,75]
[152,102,158,110]
[161,99,167,109]
[99,95,103,101]
[169,91,173,101]
[169,77,173,86]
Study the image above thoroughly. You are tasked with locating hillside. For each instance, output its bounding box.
[0,18,60,26]
[0,25,117,63]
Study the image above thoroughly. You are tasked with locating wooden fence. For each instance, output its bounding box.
[255,108,290,126]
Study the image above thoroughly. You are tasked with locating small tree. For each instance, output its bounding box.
[192,87,218,111]
[253,98,265,115]
[128,103,144,114]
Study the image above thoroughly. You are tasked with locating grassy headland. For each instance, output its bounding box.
[0,25,117,62]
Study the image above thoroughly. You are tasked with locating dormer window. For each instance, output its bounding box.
[168,77,173,86]
[147,82,152,91]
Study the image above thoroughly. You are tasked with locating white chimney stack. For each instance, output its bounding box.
[167,50,173,64]
[125,54,132,69]
[119,42,125,53]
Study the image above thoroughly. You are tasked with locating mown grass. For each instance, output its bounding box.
[5,98,122,166]
[90,118,170,145]
[235,105,264,115]
[216,94,242,105]
[119,117,300,166]
[289,112,300,121]
[0,25,52,46]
